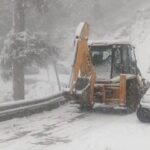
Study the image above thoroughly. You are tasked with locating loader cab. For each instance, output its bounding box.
[89,41,139,80]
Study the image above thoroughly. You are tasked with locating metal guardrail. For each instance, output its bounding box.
[0,92,66,122]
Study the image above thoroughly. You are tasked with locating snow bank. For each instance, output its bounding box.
[0,65,69,103]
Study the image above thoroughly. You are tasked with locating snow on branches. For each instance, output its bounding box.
[0,30,58,78]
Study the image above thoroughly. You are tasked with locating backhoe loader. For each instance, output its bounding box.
[65,22,148,112]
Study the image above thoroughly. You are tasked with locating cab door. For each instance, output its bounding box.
[128,47,138,74]
[122,46,130,74]
[111,45,131,78]
[111,47,122,78]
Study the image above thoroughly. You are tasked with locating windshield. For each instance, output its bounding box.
[90,46,112,80]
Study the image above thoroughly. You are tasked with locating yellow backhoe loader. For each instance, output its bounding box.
[65,22,148,112]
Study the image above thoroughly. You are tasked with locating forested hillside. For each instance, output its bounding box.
[0,0,149,48]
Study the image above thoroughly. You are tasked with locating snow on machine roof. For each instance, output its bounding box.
[88,40,133,47]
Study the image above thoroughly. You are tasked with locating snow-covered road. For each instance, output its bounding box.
[0,102,150,150]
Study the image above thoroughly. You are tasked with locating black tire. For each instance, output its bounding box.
[126,80,140,113]
[137,105,150,122]
[79,102,93,111]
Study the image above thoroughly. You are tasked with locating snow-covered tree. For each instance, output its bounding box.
[0,0,56,100]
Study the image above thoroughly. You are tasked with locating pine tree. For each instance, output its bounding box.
[1,0,54,100]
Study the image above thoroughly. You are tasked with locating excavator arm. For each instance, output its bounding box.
[67,22,96,108]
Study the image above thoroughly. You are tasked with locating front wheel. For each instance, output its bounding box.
[137,105,150,122]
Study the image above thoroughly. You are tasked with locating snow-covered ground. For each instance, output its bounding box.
[0,102,150,150]
[24,66,69,100]
[1,2,150,150]
[0,65,69,103]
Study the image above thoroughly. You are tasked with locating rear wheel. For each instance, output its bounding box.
[126,80,140,113]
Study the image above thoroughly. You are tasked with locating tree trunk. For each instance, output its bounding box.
[12,0,25,100]
[13,60,25,100]
[13,0,25,32]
